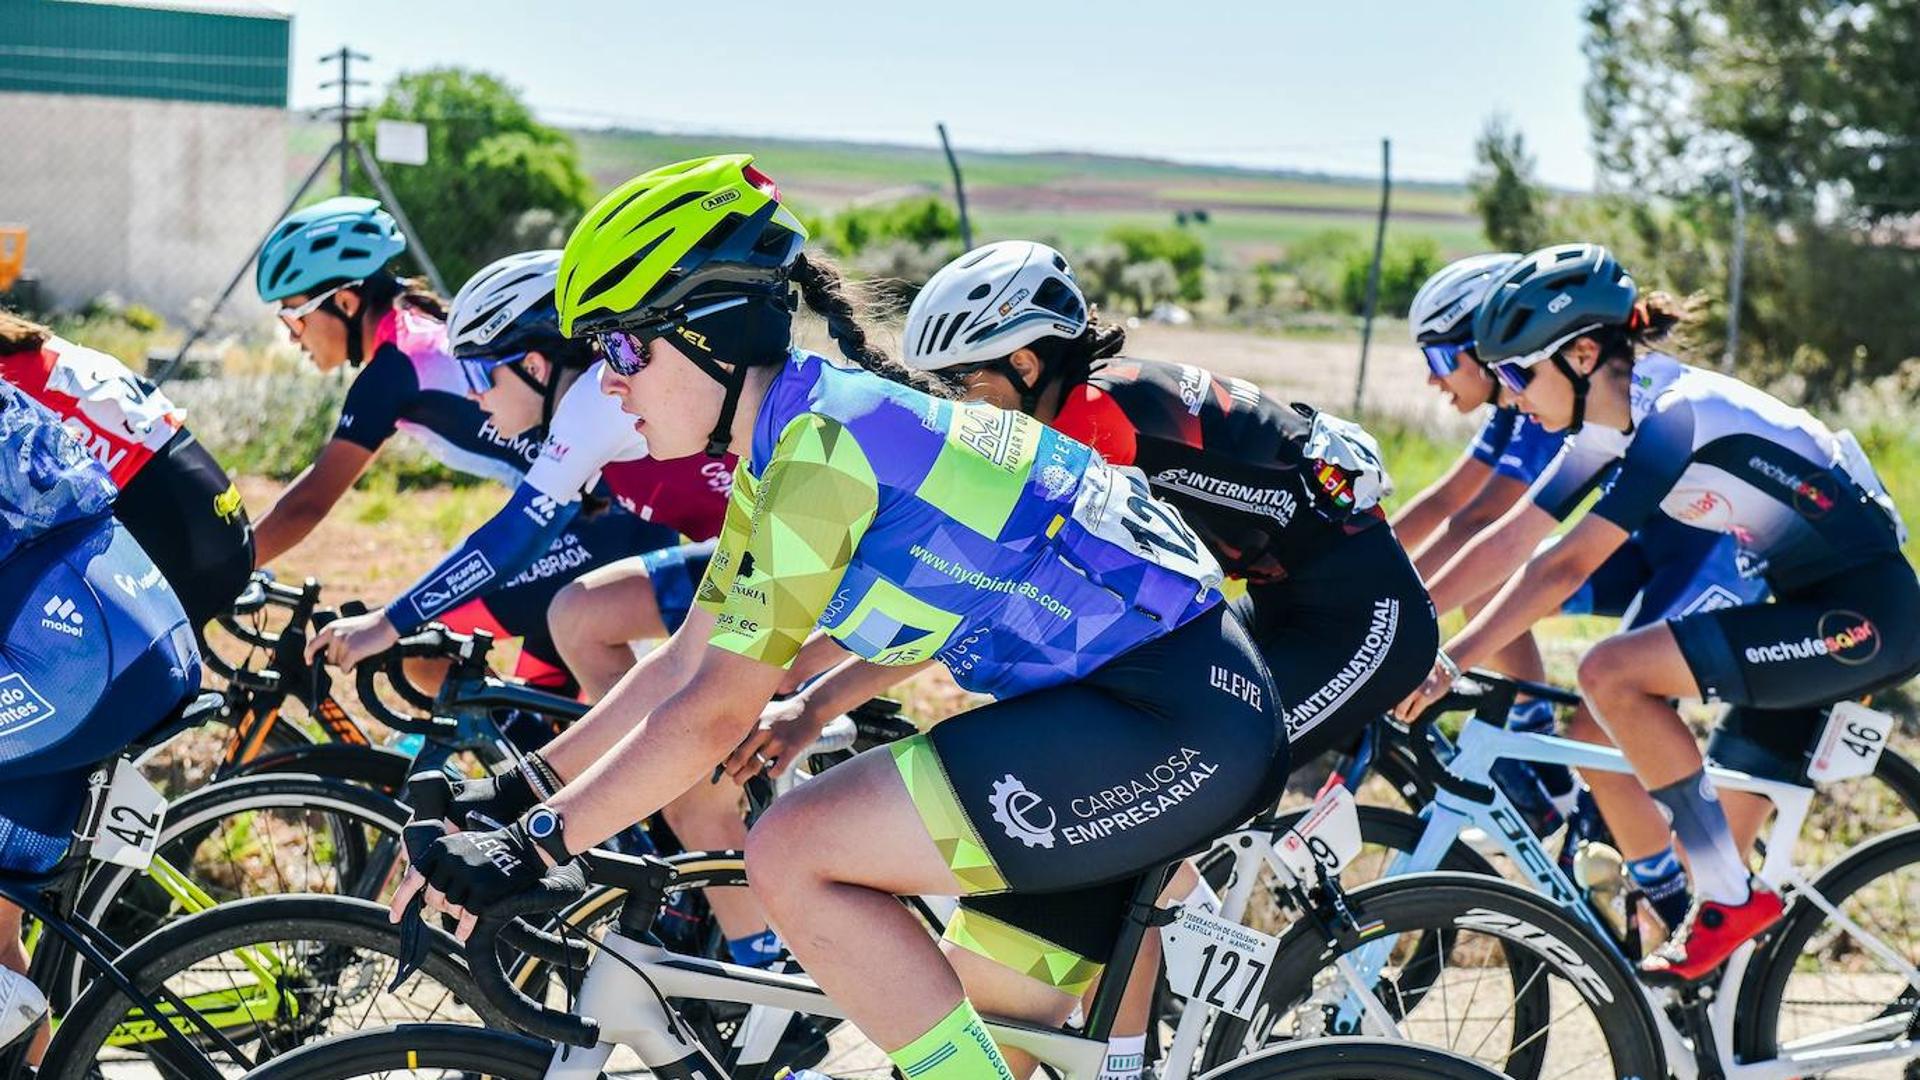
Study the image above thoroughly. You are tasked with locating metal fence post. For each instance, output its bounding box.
[1355,137,1392,415]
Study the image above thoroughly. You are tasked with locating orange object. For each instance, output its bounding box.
[0,227,26,292]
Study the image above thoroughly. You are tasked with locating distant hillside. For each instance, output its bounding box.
[292,122,1488,265]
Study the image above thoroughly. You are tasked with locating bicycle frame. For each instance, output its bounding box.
[1372,716,1920,1080]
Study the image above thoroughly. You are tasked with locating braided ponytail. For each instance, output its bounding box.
[790,253,954,399]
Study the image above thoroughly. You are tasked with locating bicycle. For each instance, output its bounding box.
[1268,668,1920,1080]
[246,776,1523,1080]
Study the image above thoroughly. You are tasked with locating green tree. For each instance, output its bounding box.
[1339,236,1442,316]
[819,197,960,255]
[354,68,594,288]
[1106,227,1208,302]
[1470,115,1548,252]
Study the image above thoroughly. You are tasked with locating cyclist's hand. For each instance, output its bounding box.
[446,766,546,831]
[306,609,399,671]
[1394,657,1455,721]
[724,696,825,783]
[411,821,549,941]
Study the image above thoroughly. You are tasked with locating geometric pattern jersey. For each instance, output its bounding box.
[695,351,1221,698]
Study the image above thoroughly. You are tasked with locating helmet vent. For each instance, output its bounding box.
[967,283,991,301]
[1033,278,1084,322]
[582,233,669,308]
[627,191,705,235]
[939,311,970,352]
[310,236,338,252]
[920,313,948,355]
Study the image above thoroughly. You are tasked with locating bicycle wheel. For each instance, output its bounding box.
[1200,872,1664,1080]
[226,1023,552,1080]
[1734,823,1920,1075]
[41,896,501,1080]
[61,774,410,1009]
[1201,1037,1508,1080]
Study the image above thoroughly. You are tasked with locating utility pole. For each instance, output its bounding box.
[1724,168,1747,372]
[1354,137,1392,416]
[318,46,369,195]
[936,122,974,249]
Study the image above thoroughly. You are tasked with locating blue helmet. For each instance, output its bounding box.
[256,196,406,303]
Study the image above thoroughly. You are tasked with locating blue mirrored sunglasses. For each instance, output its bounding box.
[1421,340,1474,378]
[591,329,659,376]
[1493,361,1537,394]
[457,351,529,396]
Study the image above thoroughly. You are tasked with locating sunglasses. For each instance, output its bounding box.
[457,351,529,396]
[276,280,360,331]
[591,296,755,376]
[1421,340,1474,378]
[1490,323,1604,395]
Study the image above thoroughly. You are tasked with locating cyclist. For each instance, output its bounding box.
[395,154,1287,1080]
[1396,242,1920,982]
[1394,257,1768,905]
[894,239,1434,765]
[251,198,553,567]
[0,312,253,631]
[297,248,687,695]
[303,249,797,968]
[0,381,202,1054]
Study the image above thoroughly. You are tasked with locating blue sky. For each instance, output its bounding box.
[283,1,1596,189]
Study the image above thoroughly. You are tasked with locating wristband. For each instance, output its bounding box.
[524,751,563,800]
[1435,649,1462,683]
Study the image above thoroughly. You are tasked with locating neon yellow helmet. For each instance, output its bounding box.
[557,153,809,339]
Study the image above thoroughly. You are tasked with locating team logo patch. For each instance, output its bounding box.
[989,775,1056,849]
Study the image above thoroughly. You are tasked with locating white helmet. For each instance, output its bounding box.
[1409,252,1521,345]
[902,241,1089,371]
[448,249,565,360]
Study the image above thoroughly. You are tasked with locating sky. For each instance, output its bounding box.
[280,1,1597,190]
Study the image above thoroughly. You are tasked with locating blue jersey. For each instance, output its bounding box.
[1470,406,1567,485]
[0,381,116,563]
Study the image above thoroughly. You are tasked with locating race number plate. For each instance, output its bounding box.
[1070,463,1222,586]
[1275,785,1362,882]
[1162,904,1282,1021]
[1808,701,1895,784]
[90,758,168,869]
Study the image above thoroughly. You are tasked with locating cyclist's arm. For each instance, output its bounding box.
[251,437,374,566]
[1444,514,1629,671]
[776,631,852,696]
[793,655,928,721]
[1423,498,1558,618]
[1409,469,1528,581]
[1391,449,1490,554]
[384,481,579,633]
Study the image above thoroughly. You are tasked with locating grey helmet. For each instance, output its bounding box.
[1410,253,1521,345]
[1471,243,1637,364]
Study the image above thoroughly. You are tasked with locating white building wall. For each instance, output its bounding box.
[0,90,286,320]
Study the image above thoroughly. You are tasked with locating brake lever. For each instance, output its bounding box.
[388,889,431,992]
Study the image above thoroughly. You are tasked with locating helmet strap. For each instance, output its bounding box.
[706,366,749,459]
[989,358,1048,415]
[1551,353,1590,434]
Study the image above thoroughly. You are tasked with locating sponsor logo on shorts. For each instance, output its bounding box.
[1743,609,1879,666]
[1284,598,1399,733]
[0,674,56,737]
[1209,665,1263,709]
[1678,583,1746,617]
[1151,467,1296,526]
[989,775,1056,849]
[1672,488,1730,527]
[39,595,84,638]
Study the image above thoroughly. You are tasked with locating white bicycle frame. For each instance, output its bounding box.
[1366,717,1920,1080]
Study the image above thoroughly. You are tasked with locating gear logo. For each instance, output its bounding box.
[989,775,1056,848]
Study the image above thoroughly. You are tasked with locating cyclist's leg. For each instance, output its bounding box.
[747,603,1285,1076]
[548,540,714,699]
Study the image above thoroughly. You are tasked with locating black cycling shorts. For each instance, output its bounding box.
[1671,553,1920,783]
[1236,523,1438,764]
[115,428,253,629]
[888,602,1287,987]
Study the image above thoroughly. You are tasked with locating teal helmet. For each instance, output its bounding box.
[256,196,406,303]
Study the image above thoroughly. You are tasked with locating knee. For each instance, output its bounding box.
[1576,642,1628,702]
[546,581,592,649]
[744,800,818,903]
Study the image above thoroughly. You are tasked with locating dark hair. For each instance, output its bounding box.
[1592,290,1696,365]
[790,253,954,399]
[1027,310,1127,390]
[353,270,449,323]
[0,310,52,355]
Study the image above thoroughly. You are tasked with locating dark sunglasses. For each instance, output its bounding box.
[1493,361,1536,394]
[1421,340,1475,378]
[591,329,659,376]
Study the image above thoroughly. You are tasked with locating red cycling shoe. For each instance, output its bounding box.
[1638,880,1784,984]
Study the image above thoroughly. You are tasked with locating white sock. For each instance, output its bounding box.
[1098,1034,1147,1080]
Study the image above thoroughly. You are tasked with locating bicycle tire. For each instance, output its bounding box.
[227,743,414,794]
[61,774,410,1009]
[41,896,503,1080]
[1734,822,1920,1065]
[1200,872,1664,1080]
[233,1023,555,1080]
[1199,1037,1507,1080]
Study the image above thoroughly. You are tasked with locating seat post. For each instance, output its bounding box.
[1080,862,1176,1043]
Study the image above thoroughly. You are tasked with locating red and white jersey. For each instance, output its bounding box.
[0,338,185,487]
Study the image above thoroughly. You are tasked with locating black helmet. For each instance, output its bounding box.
[1471,243,1637,364]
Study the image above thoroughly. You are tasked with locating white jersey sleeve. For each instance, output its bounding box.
[522,361,650,503]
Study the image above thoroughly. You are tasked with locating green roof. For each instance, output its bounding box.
[0,0,288,107]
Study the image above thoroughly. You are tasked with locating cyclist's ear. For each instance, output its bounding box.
[1006,346,1045,387]
[522,350,551,384]
[333,285,362,320]
[1566,336,1604,377]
